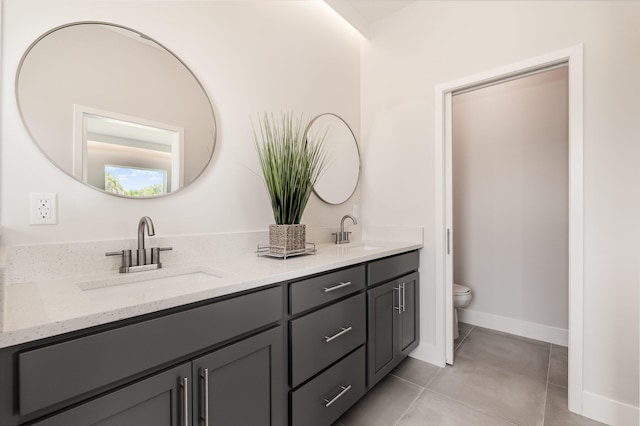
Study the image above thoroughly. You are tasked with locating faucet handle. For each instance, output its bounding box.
[333,232,352,244]
[151,247,173,266]
[106,250,133,272]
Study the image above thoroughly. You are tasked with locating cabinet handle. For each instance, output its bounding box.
[402,282,406,312]
[181,376,189,426]
[201,368,210,426]
[324,326,353,343]
[393,287,402,313]
[324,384,352,407]
[323,281,352,293]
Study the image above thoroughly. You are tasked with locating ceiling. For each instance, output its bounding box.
[324,0,414,38]
[345,1,413,24]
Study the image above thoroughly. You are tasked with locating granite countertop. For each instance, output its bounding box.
[0,240,421,349]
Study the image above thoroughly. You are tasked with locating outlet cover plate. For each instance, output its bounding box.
[30,192,57,225]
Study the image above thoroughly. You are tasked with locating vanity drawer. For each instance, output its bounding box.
[289,264,365,315]
[367,250,419,286]
[18,286,282,416]
[290,293,365,387]
[291,346,365,426]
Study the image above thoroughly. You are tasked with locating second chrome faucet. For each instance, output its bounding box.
[333,214,357,244]
[106,216,173,273]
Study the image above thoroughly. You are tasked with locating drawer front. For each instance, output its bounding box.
[291,346,365,426]
[289,264,365,315]
[19,286,282,416]
[367,250,419,286]
[290,293,365,387]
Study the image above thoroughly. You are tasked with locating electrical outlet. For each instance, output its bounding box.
[30,193,57,225]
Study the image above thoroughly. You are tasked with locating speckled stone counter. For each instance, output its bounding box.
[0,240,422,349]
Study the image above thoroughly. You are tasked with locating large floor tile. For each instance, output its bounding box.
[456,326,551,380]
[544,383,605,425]
[391,356,441,387]
[548,344,568,389]
[454,322,473,350]
[427,354,547,425]
[397,390,516,426]
[336,374,422,426]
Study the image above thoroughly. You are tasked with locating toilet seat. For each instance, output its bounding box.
[453,283,472,310]
[453,283,470,295]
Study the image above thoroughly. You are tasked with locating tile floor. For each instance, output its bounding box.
[334,323,605,426]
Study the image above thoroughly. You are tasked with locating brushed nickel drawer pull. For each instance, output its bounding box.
[393,287,402,313]
[181,376,189,426]
[324,384,352,407]
[402,282,406,312]
[324,326,353,343]
[201,368,210,426]
[323,281,352,293]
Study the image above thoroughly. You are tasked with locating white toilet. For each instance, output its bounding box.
[453,283,472,339]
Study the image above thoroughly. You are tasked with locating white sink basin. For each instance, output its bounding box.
[353,244,382,251]
[343,243,382,251]
[78,268,230,299]
[335,243,384,257]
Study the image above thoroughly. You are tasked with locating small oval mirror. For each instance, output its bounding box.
[16,22,216,198]
[306,113,360,205]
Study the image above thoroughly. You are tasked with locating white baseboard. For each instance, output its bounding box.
[582,390,639,426]
[458,308,568,346]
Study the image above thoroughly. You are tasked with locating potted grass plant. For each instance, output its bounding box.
[254,112,328,255]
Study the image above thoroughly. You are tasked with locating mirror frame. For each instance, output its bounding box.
[15,21,217,199]
[307,113,361,205]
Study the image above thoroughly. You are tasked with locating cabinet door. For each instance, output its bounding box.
[399,272,420,357]
[31,363,191,426]
[193,326,284,426]
[367,280,400,387]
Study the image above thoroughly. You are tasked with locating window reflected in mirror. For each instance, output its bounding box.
[76,108,183,197]
[105,165,167,197]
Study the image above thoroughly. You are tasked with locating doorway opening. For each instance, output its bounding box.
[434,45,584,414]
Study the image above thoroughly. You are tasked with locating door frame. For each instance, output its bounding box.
[433,45,584,414]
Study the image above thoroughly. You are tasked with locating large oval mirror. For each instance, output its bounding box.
[306,113,360,204]
[16,22,216,198]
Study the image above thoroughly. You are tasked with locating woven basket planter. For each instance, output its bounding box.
[269,224,306,255]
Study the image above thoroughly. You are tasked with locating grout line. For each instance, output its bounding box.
[389,373,426,389]
[392,387,425,426]
[454,326,473,351]
[541,343,552,425]
[391,362,446,425]
[424,365,443,389]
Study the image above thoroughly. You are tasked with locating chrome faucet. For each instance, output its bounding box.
[106,216,172,273]
[137,216,155,266]
[333,214,357,244]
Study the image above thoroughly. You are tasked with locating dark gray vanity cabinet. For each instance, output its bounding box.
[192,326,283,426]
[30,362,191,426]
[0,249,420,426]
[367,252,420,387]
[287,265,367,426]
[29,326,284,426]
[0,286,284,426]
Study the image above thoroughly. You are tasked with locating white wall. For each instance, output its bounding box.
[360,0,639,420]
[0,0,362,246]
[453,67,569,332]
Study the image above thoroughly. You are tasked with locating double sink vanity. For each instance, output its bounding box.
[4,16,422,426]
[0,238,421,426]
